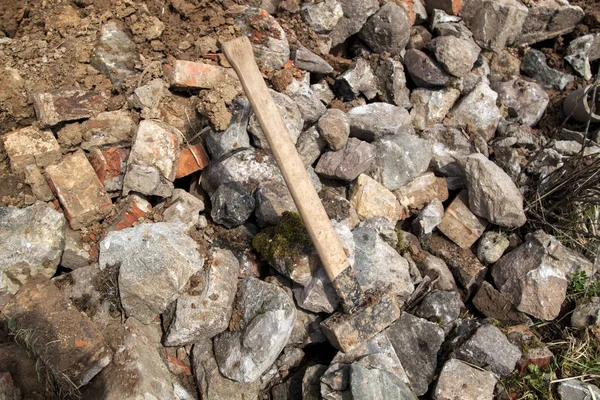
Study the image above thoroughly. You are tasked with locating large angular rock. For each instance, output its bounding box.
[293,45,334,74]
[211,182,256,228]
[394,172,449,216]
[558,379,600,400]
[248,90,303,149]
[45,150,114,230]
[32,88,107,128]
[350,364,417,400]
[293,267,340,314]
[301,0,344,33]
[404,49,452,88]
[205,97,252,160]
[477,231,510,264]
[122,120,181,198]
[348,103,413,141]
[460,153,526,227]
[376,58,411,108]
[421,124,479,177]
[472,281,531,325]
[2,126,61,175]
[296,126,327,167]
[455,324,521,376]
[60,227,92,270]
[433,359,497,400]
[370,133,433,191]
[353,227,414,298]
[254,179,297,227]
[335,58,379,101]
[81,110,137,150]
[521,49,574,91]
[328,0,379,46]
[91,20,139,85]
[284,76,327,126]
[165,248,239,346]
[237,7,290,69]
[214,277,296,383]
[565,34,596,80]
[315,137,375,181]
[492,78,549,127]
[411,88,461,130]
[516,1,584,46]
[446,81,501,141]
[0,202,65,302]
[437,190,488,249]
[99,222,204,324]
[414,290,462,328]
[162,189,205,231]
[387,312,445,396]
[349,174,403,221]
[358,3,411,55]
[317,108,350,151]
[430,36,481,77]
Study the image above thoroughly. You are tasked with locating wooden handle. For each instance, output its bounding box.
[222,36,349,282]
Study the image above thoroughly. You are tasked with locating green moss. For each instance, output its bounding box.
[395,226,408,255]
[252,212,313,268]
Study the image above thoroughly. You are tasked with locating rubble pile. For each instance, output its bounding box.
[1,0,600,399]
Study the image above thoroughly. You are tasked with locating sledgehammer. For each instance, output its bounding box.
[222,36,401,352]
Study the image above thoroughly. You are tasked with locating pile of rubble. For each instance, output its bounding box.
[1,0,600,399]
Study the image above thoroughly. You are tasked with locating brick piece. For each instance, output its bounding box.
[394,172,449,216]
[349,174,404,221]
[164,60,238,89]
[45,150,113,230]
[109,194,152,231]
[88,147,129,194]
[2,126,61,174]
[3,280,112,387]
[425,0,462,15]
[176,143,210,178]
[438,190,487,249]
[32,88,108,127]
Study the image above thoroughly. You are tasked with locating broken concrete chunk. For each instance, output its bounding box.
[0,202,65,301]
[349,174,403,221]
[165,248,239,346]
[433,359,497,400]
[2,126,61,175]
[410,88,461,130]
[89,147,129,195]
[81,110,137,150]
[33,88,107,128]
[128,78,168,119]
[122,120,181,198]
[293,45,333,74]
[404,49,451,88]
[46,150,113,230]
[358,3,411,56]
[430,36,481,77]
[315,137,375,181]
[91,20,139,85]
[328,0,379,46]
[521,49,574,91]
[214,277,296,383]
[164,60,238,89]
[211,182,256,228]
[348,102,413,141]
[249,90,303,149]
[162,188,205,231]
[492,78,549,127]
[335,58,379,101]
[437,190,488,249]
[99,222,204,324]
[3,280,112,387]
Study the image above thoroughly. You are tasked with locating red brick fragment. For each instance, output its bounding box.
[176,143,210,178]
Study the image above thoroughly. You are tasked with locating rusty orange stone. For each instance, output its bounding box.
[176,143,209,179]
[164,60,237,89]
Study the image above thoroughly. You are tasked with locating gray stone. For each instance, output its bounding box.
[163,189,205,231]
[565,34,594,80]
[23,164,54,202]
[412,198,444,237]
[317,109,350,151]
[387,312,445,396]
[408,25,433,50]
[492,78,549,127]
[353,227,414,298]
[315,137,376,181]
[328,0,379,46]
[81,110,137,150]
[455,324,521,376]
[293,267,340,314]
[128,78,168,120]
[516,1,584,47]
[296,126,327,167]
[376,58,411,108]
[99,222,204,324]
[261,347,305,390]
[411,88,461,130]
[91,20,139,85]
[284,75,327,126]
[249,90,303,148]
[202,149,282,195]
[335,58,378,101]
[404,49,452,88]
[521,49,574,91]
[350,364,417,400]
[122,120,181,198]
[193,340,261,400]
[477,231,510,264]
[311,82,336,106]
[414,290,461,328]
[433,359,496,400]
[460,153,526,227]
[293,45,333,74]
[358,3,411,55]
[415,251,460,292]
[421,124,478,177]
[558,379,600,400]
[430,36,481,77]
[254,179,296,227]
[60,228,91,270]
[433,22,475,41]
[359,217,398,247]
[446,81,501,141]
[571,297,600,328]
[302,0,344,33]
[289,309,327,347]
[348,103,413,142]
[164,248,239,346]
[205,97,252,160]
[370,133,433,191]
[214,277,296,383]
[237,7,290,69]
[0,202,66,301]
[211,182,256,228]
[302,365,328,400]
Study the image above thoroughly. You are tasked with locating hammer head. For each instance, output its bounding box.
[320,291,401,352]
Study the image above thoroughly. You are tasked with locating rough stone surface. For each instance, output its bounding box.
[414,290,462,327]
[430,36,480,77]
[460,153,526,227]
[387,312,445,396]
[404,49,452,88]
[421,124,479,177]
[23,164,54,201]
[571,297,600,328]
[317,108,350,151]
[350,364,417,400]
[46,150,114,230]
[477,231,510,264]
[214,277,296,383]
[237,7,290,69]
[433,359,497,400]
[211,182,256,228]
[165,248,239,346]
[335,58,379,101]
[520,49,574,91]
[394,172,449,216]
[558,379,600,400]
[315,137,375,181]
[164,60,238,89]
[516,1,584,46]
[565,34,594,80]
[91,20,139,85]
[248,90,303,149]
[349,174,403,221]
[293,45,333,74]
[293,267,340,314]
[437,190,487,249]
[32,88,107,127]
[415,251,459,292]
[289,310,327,347]
[60,228,91,270]
[162,189,205,231]
[376,58,411,108]
[411,88,461,130]
[205,97,252,160]
[455,324,521,376]
[472,281,531,325]
[122,120,181,198]
[0,202,66,301]
[348,103,413,142]
[296,126,327,167]
[2,126,61,175]
[99,222,204,324]
[254,179,297,227]
[446,81,501,142]
[370,133,433,191]
[492,78,549,127]
[284,76,327,126]
[301,0,344,33]
[413,198,445,237]
[328,0,379,46]
[358,3,411,55]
